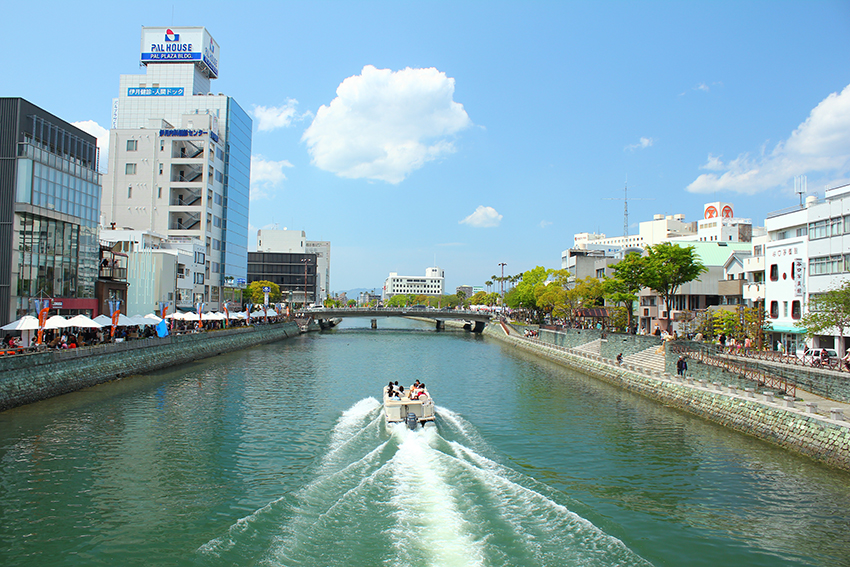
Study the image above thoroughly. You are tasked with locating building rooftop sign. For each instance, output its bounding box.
[140,27,220,79]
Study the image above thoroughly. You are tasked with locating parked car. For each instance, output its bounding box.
[799,348,839,366]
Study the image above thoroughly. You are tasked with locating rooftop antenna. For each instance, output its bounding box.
[795,175,807,206]
[603,181,654,240]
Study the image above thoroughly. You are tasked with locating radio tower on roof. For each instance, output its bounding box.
[603,182,654,240]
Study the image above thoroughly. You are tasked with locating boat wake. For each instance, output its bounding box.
[198,398,651,566]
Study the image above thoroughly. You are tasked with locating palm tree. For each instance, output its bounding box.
[485,280,493,293]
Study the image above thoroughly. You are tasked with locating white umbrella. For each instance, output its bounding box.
[129,315,155,326]
[144,313,163,324]
[166,311,188,320]
[66,314,103,328]
[44,315,71,330]
[93,313,139,327]
[182,312,201,321]
[207,312,226,321]
[1,315,40,331]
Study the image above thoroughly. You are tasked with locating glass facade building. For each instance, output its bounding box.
[222,98,251,291]
[0,98,101,323]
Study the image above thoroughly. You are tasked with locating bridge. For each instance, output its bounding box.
[301,307,494,332]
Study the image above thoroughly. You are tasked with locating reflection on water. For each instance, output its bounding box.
[199,399,651,567]
[0,318,848,566]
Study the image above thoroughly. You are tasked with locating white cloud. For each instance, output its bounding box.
[460,205,502,228]
[253,99,311,132]
[302,65,472,184]
[250,155,293,200]
[539,220,552,229]
[625,137,654,151]
[71,120,109,173]
[687,83,850,194]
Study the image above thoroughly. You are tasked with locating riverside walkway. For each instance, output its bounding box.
[487,322,850,470]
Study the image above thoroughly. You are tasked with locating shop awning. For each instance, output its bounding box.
[767,324,807,334]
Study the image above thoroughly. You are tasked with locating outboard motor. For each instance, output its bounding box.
[406,412,419,430]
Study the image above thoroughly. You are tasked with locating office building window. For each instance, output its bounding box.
[791,300,801,320]
[126,139,138,151]
[770,301,779,319]
[127,186,132,198]
[769,264,778,281]
[125,163,137,175]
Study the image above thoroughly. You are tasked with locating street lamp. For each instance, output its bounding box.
[301,257,310,311]
[498,262,507,312]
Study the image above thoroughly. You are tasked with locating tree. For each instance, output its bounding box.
[642,243,707,332]
[801,281,850,354]
[456,290,466,308]
[470,291,488,305]
[506,266,551,313]
[565,276,603,324]
[246,280,281,305]
[604,251,646,331]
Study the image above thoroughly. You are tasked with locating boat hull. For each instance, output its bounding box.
[383,395,435,424]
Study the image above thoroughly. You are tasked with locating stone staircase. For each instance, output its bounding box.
[622,345,667,373]
[574,338,602,355]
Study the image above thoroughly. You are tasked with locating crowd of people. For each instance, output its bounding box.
[386,380,429,401]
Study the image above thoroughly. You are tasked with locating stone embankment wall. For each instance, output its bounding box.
[0,322,300,412]
[486,325,850,472]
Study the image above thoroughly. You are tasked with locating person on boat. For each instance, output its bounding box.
[386,382,395,397]
[409,380,421,393]
[413,383,428,399]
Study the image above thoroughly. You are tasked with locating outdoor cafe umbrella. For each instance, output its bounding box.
[93,313,138,327]
[1,315,40,331]
[143,313,163,324]
[66,314,103,328]
[129,315,155,326]
[43,315,72,330]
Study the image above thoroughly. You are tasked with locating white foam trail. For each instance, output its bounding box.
[197,495,289,556]
[446,440,650,565]
[387,428,486,567]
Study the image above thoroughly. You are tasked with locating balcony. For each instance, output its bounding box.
[171,189,202,207]
[172,140,204,160]
[743,282,765,302]
[717,279,744,296]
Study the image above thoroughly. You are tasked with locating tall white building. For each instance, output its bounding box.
[382,267,445,300]
[101,27,251,311]
[764,184,850,353]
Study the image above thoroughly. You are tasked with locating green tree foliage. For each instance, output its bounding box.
[801,281,850,349]
[506,266,551,311]
[565,276,603,322]
[246,280,281,305]
[385,294,411,307]
[642,243,707,331]
[604,252,646,331]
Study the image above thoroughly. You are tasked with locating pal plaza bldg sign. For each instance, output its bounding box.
[140,27,220,79]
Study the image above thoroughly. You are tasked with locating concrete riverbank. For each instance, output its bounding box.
[0,322,301,412]
[484,322,850,473]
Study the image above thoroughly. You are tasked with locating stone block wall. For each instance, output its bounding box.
[0,323,299,411]
[486,325,850,472]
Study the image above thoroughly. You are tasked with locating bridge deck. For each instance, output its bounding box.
[303,307,493,322]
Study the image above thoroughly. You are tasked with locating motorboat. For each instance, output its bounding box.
[383,385,436,429]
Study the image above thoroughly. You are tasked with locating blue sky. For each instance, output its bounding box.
[3,1,849,293]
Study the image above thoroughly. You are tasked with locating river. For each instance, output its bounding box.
[0,318,848,566]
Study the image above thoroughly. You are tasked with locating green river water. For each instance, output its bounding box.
[1,318,849,566]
